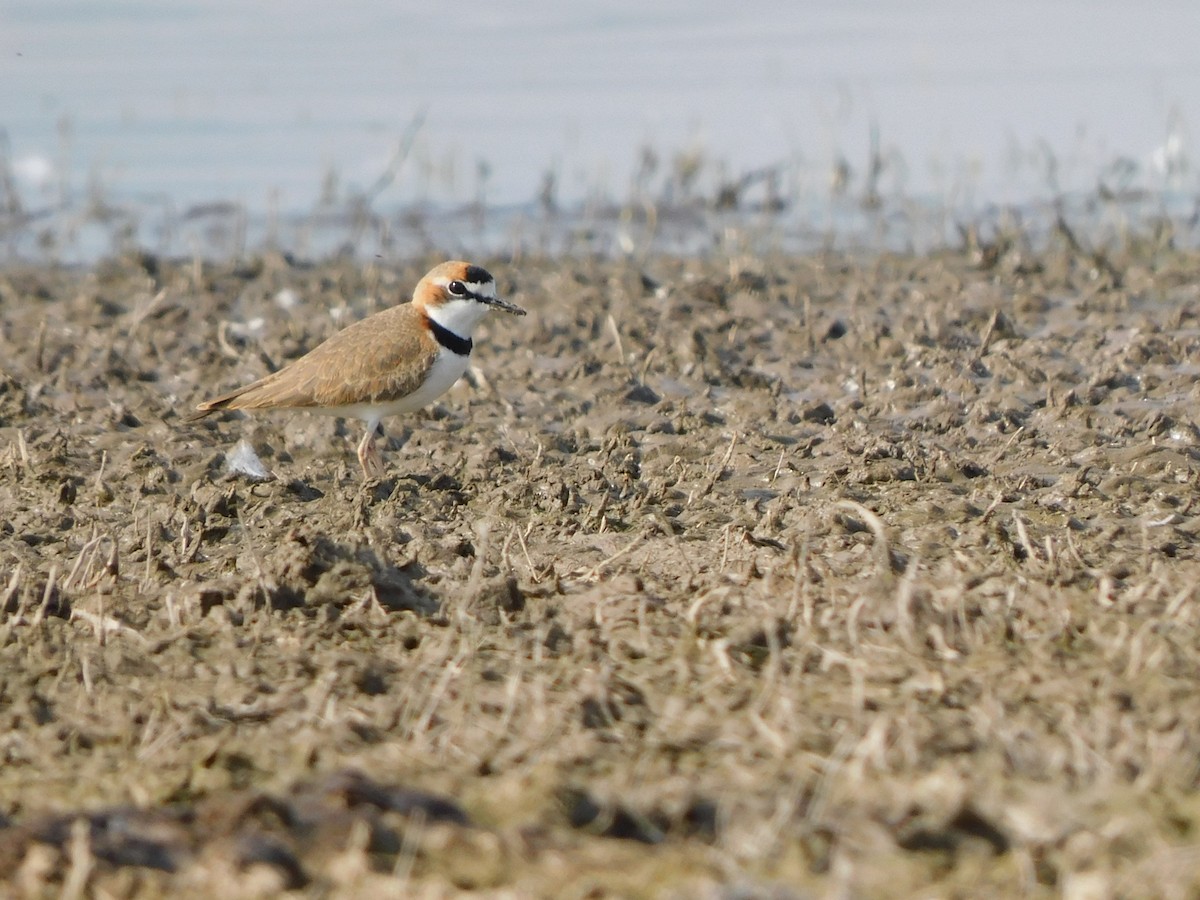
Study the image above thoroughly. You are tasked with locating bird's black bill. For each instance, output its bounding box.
[484,295,526,315]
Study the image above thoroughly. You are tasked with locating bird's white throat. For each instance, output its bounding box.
[427,296,492,337]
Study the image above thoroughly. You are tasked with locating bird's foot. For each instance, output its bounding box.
[357,433,386,481]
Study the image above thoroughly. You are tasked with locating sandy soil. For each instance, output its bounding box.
[3,236,1200,897]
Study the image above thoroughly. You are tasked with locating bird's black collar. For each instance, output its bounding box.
[429,319,473,356]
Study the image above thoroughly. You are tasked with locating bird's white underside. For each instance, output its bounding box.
[309,345,471,429]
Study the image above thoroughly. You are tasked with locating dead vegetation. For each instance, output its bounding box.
[2,235,1200,896]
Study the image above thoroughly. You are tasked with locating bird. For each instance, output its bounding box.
[185,260,525,479]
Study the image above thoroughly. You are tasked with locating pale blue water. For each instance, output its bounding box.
[3,1,1200,258]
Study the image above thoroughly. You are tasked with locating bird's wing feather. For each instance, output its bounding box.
[190,304,438,415]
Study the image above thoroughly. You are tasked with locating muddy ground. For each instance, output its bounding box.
[2,231,1200,897]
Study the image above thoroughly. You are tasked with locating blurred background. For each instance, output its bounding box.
[3,0,1200,260]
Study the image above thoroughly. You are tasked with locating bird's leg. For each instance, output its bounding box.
[356,422,385,480]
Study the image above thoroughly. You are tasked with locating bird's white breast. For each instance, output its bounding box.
[319,346,471,423]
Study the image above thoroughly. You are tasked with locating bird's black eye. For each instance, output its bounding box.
[447,280,467,297]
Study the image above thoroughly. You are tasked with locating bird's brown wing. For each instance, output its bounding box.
[186,304,438,419]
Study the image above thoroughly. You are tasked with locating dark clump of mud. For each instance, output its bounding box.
[3,235,1200,896]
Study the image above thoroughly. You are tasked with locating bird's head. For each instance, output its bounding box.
[415,261,525,335]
